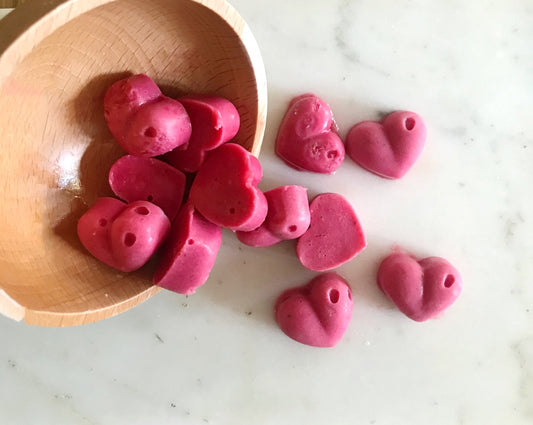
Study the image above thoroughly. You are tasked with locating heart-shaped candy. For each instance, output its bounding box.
[77,198,170,272]
[296,193,366,271]
[377,250,462,321]
[189,143,267,232]
[345,111,426,179]
[264,185,310,240]
[236,224,282,247]
[109,155,186,221]
[275,273,353,347]
[104,74,191,157]
[275,94,345,174]
[154,202,222,294]
[165,95,240,173]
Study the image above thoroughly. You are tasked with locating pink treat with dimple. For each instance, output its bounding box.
[109,155,186,221]
[296,193,366,271]
[154,203,222,294]
[104,74,191,157]
[377,250,462,322]
[77,198,170,272]
[264,185,310,239]
[236,224,282,248]
[275,94,345,174]
[275,273,353,347]
[165,95,240,173]
[345,110,426,179]
[189,143,267,232]
[104,74,162,140]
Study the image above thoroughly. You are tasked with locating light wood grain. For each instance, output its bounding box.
[0,0,267,326]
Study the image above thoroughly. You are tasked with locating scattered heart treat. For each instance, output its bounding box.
[236,224,283,247]
[296,193,366,271]
[154,202,222,294]
[275,273,353,347]
[345,110,426,179]
[189,143,267,232]
[109,155,186,221]
[78,198,170,272]
[275,94,345,174]
[165,95,240,173]
[104,73,192,157]
[377,250,462,321]
[264,185,310,240]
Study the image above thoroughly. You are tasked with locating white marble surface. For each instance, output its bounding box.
[1,1,533,424]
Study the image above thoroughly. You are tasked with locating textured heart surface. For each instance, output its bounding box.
[377,251,462,321]
[77,198,170,272]
[165,95,240,173]
[296,193,366,271]
[154,203,222,294]
[345,111,426,179]
[109,155,186,220]
[275,273,353,347]
[189,143,267,232]
[275,94,345,174]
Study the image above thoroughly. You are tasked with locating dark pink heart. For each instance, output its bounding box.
[377,250,462,321]
[275,94,345,174]
[165,95,240,173]
[275,273,353,347]
[296,193,366,271]
[77,198,170,272]
[346,111,426,179]
[189,143,267,232]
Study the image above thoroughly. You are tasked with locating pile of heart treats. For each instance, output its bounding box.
[78,74,462,348]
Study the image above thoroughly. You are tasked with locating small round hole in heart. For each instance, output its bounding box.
[135,206,150,215]
[124,232,136,247]
[405,117,416,131]
[188,239,195,245]
[444,274,455,288]
[144,127,157,138]
[327,150,338,159]
[329,288,340,303]
[146,195,154,202]
[288,225,297,233]
[98,218,107,227]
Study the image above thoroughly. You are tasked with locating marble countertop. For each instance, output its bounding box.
[1,1,532,424]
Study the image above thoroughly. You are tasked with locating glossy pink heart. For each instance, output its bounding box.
[345,111,426,179]
[275,94,345,174]
[77,198,170,272]
[275,273,353,347]
[377,251,462,321]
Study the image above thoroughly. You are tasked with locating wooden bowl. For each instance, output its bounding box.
[0,0,267,326]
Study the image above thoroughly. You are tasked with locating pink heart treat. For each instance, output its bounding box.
[189,143,267,232]
[109,155,186,221]
[275,94,345,174]
[264,185,310,240]
[377,250,462,321]
[296,193,366,271]
[104,74,191,157]
[154,203,222,294]
[77,198,170,272]
[345,110,426,179]
[104,74,162,141]
[165,95,240,173]
[275,273,353,347]
[236,224,283,248]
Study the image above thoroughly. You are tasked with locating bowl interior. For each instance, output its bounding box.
[0,0,266,325]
